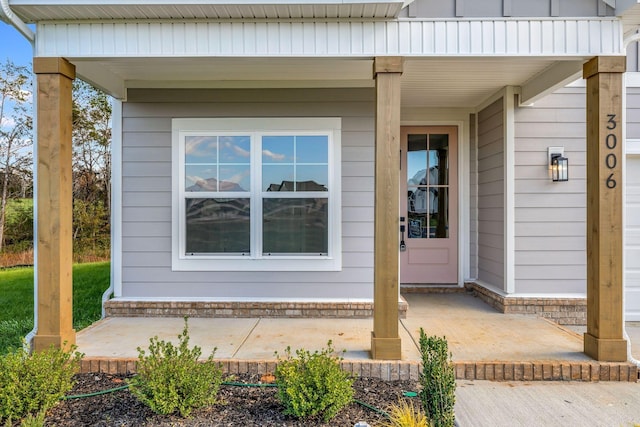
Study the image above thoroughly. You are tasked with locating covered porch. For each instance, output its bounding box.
[6,2,634,362]
[74,292,640,381]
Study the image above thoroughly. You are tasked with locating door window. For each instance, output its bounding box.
[407,133,449,239]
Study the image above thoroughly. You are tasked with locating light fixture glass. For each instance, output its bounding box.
[551,154,568,182]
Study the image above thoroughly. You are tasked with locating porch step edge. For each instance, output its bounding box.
[104,299,408,319]
[79,357,638,382]
[465,282,587,326]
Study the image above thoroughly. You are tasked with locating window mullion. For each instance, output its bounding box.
[253,131,262,259]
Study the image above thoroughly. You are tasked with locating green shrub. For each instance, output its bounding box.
[0,343,82,425]
[418,329,456,427]
[128,318,223,417]
[274,341,354,421]
[14,411,45,427]
[3,199,33,248]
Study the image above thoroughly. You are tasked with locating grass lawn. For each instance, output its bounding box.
[0,262,110,354]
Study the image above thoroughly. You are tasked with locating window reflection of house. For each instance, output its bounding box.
[407,168,439,214]
[265,180,328,192]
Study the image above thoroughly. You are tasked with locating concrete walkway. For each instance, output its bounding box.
[455,380,640,426]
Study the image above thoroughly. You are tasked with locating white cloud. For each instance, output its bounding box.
[0,117,17,128]
[231,144,250,158]
[262,149,286,161]
[185,136,217,157]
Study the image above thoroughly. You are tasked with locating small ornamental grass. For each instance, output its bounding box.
[127,318,223,418]
[0,342,82,426]
[418,329,456,427]
[379,398,430,427]
[274,341,354,421]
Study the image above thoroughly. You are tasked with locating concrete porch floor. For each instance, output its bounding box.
[76,293,640,381]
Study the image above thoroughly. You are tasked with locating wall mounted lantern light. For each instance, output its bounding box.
[548,147,568,182]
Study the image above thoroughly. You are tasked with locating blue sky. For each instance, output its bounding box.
[1,22,34,67]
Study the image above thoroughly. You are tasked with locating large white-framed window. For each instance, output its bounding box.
[172,118,341,271]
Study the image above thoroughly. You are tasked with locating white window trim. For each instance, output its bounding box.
[172,117,342,271]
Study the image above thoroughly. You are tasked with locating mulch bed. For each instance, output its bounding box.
[43,373,421,426]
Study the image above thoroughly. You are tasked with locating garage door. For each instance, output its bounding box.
[626,150,640,321]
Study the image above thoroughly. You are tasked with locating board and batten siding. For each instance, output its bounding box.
[120,88,375,300]
[513,87,586,294]
[476,98,505,291]
[400,0,613,18]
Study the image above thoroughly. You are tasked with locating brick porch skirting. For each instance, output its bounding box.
[104,299,408,319]
[79,358,638,382]
[465,282,587,326]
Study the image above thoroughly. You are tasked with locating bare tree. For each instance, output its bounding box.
[0,60,32,252]
[72,80,112,208]
[71,80,112,255]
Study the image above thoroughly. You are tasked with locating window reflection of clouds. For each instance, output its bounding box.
[220,136,251,163]
[185,136,218,163]
[262,136,294,163]
[262,149,286,162]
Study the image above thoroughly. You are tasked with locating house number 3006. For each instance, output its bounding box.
[605,114,618,189]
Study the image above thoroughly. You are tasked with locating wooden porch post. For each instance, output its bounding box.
[371,56,403,360]
[583,56,627,361]
[32,58,76,351]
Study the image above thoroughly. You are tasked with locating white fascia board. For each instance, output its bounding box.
[125,79,374,89]
[519,60,584,106]
[36,18,623,58]
[13,0,398,5]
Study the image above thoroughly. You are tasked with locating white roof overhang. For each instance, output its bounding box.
[32,17,624,107]
[9,0,405,21]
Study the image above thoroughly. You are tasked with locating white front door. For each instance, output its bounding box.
[400,126,458,284]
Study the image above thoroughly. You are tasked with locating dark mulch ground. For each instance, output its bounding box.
[44,373,421,426]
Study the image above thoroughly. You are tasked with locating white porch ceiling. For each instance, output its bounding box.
[70,56,584,109]
[9,0,405,21]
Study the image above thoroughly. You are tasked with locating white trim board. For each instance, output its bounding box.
[108,296,375,303]
[504,87,516,294]
[628,139,640,154]
[171,117,342,272]
[111,100,123,298]
[401,112,470,287]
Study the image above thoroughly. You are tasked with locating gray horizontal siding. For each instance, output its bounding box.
[120,88,375,299]
[477,98,505,291]
[627,87,640,139]
[513,86,586,294]
[626,155,640,319]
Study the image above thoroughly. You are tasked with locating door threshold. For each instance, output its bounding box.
[401,284,464,293]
